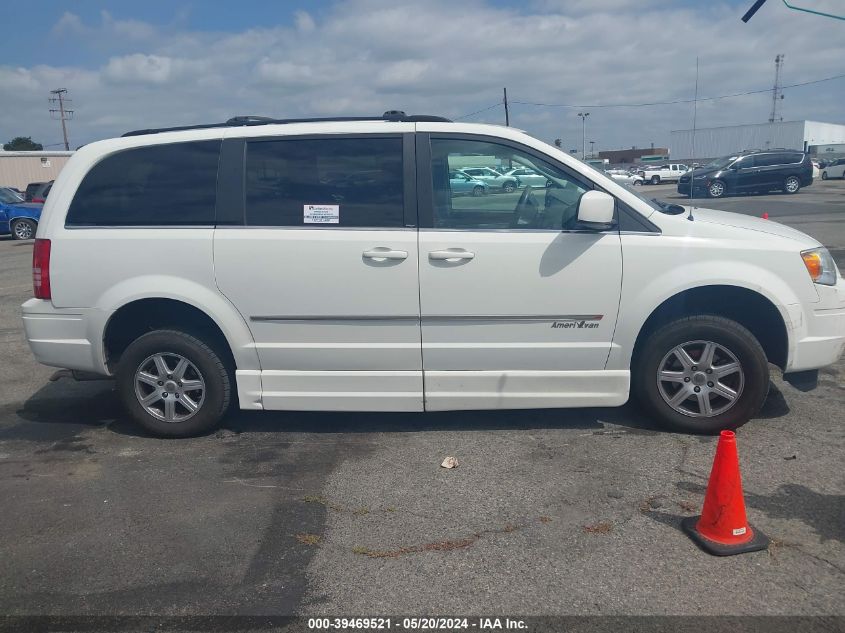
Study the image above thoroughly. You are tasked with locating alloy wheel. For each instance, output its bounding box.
[709,182,725,197]
[656,340,744,418]
[134,352,206,423]
[13,221,33,240]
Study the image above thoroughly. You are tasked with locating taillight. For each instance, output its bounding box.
[32,198,45,203]
[33,238,51,300]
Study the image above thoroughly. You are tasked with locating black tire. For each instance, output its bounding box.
[502,181,516,193]
[650,175,660,185]
[117,329,231,437]
[632,315,769,434]
[783,175,801,194]
[472,185,485,197]
[707,179,727,198]
[11,218,36,240]
[820,171,828,181]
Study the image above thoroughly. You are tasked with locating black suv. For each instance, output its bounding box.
[677,150,812,198]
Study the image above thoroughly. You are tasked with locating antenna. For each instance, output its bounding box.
[688,57,699,221]
[768,54,785,123]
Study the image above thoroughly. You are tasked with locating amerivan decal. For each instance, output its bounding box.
[551,315,603,329]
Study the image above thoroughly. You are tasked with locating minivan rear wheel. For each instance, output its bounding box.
[11,219,36,240]
[632,315,769,434]
[783,176,801,194]
[117,329,231,437]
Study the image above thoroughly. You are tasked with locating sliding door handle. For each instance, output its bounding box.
[429,249,475,261]
[363,248,408,261]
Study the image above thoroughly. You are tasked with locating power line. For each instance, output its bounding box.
[454,102,502,120]
[510,72,845,109]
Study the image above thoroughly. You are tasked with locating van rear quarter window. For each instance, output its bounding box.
[66,140,220,226]
[244,137,404,227]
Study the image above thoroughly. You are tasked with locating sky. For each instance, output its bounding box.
[1,0,844,152]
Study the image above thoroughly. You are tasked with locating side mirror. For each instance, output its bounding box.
[575,191,615,230]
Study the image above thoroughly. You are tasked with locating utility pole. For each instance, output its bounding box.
[503,87,510,127]
[49,89,74,151]
[768,54,785,123]
[577,112,590,160]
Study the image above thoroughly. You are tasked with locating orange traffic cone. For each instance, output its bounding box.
[682,430,770,556]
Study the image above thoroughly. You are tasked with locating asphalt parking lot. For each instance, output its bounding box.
[0,181,843,620]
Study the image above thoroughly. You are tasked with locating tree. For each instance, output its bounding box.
[3,137,43,151]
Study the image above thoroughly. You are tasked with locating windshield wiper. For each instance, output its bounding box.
[652,198,687,215]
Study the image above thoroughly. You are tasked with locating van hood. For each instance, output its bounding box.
[682,206,820,246]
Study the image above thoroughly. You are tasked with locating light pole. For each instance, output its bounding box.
[578,112,590,160]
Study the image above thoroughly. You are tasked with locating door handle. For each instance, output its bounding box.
[363,248,408,261]
[429,249,475,261]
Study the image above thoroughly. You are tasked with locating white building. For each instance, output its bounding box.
[669,121,845,161]
[0,151,74,190]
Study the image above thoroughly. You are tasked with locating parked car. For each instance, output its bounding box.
[811,160,820,179]
[459,167,519,193]
[606,169,643,186]
[1,186,25,203]
[2,186,25,198]
[0,187,42,240]
[639,164,689,184]
[820,158,845,180]
[449,171,489,196]
[502,167,550,188]
[21,111,844,438]
[25,180,53,203]
[678,150,813,198]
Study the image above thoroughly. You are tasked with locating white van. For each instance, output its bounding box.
[21,112,845,436]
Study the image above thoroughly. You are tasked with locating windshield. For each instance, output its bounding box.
[703,156,738,170]
[0,188,24,204]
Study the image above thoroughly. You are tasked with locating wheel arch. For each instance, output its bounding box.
[630,285,789,370]
[102,296,256,375]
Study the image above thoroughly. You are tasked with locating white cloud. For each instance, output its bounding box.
[103,54,176,84]
[3,0,844,151]
[295,10,317,32]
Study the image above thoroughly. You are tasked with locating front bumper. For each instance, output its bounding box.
[21,299,109,376]
[677,181,707,195]
[786,280,845,373]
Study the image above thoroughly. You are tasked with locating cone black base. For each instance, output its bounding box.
[682,516,770,556]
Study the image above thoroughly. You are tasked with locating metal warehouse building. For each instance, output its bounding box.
[669,121,845,161]
[0,151,74,190]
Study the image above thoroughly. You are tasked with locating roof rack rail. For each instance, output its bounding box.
[122,111,451,137]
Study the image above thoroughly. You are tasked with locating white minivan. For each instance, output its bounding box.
[22,112,845,437]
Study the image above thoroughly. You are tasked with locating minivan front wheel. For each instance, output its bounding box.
[707,180,726,198]
[632,316,769,434]
[117,329,231,437]
[783,176,801,194]
[11,219,36,240]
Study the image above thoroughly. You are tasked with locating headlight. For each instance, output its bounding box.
[801,247,838,286]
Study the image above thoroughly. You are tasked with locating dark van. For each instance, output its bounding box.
[677,150,812,198]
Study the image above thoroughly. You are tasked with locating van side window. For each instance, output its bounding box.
[429,138,589,231]
[245,137,404,228]
[66,141,220,226]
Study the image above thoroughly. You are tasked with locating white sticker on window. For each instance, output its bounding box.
[732,527,747,536]
[304,204,339,224]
